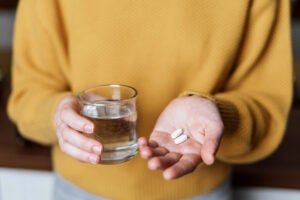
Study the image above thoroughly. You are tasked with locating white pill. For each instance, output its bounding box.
[174,134,188,144]
[171,128,183,139]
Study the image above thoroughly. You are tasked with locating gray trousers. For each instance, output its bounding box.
[52,172,232,200]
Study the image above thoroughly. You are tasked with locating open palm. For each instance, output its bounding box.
[138,95,224,180]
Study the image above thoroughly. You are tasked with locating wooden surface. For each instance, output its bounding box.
[0,51,51,170]
[0,0,18,8]
[1,51,300,188]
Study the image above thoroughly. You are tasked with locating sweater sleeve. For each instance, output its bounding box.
[183,0,293,164]
[7,0,71,145]
[215,0,293,163]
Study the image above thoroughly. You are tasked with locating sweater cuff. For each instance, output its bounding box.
[179,91,216,103]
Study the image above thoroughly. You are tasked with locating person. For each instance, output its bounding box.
[7,0,293,199]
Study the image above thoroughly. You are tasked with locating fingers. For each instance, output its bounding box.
[57,123,102,153]
[138,137,157,147]
[59,137,101,164]
[138,137,168,159]
[148,152,181,170]
[163,154,202,180]
[139,138,201,180]
[54,95,102,164]
[146,153,201,180]
[56,121,103,164]
[55,95,94,134]
[60,105,94,133]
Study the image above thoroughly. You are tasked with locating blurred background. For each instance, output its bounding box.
[0,1,300,200]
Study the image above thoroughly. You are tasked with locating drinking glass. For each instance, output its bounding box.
[77,84,138,164]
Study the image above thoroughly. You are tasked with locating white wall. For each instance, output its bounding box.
[0,168,54,200]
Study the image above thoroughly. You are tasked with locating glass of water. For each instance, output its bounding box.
[77,84,138,164]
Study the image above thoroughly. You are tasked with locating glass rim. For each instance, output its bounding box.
[77,83,138,105]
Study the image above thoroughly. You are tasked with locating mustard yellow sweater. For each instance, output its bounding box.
[8,0,293,199]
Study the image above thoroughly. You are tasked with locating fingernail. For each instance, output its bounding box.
[163,171,173,180]
[92,146,102,154]
[84,124,93,133]
[89,155,99,164]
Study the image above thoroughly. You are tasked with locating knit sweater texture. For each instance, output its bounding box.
[8,0,293,199]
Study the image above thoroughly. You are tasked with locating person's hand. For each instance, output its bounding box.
[138,95,224,180]
[54,95,103,164]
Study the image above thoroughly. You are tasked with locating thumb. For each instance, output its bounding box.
[201,139,219,165]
